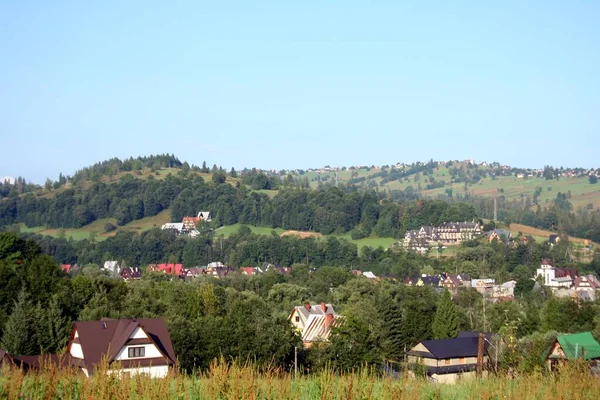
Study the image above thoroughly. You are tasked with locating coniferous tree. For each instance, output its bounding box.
[35,295,71,353]
[1,289,38,355]
[432,290,460,339]
[378,296,405,362]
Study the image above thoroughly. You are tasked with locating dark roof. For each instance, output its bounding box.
[71,318,176,373]
[0,351,74,372]
[417,337,489,359]
[421,276,441,286]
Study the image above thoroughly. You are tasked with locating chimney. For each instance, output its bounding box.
[325,313,334,328]
[320,302,327,313]
[304,303,311,311]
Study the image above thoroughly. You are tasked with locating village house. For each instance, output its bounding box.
[148,263,184,276]
[402,221,482,251]
[408,331,491,384]
[405,275,443,288]
[1,318,176,378]
[67,318,176,377]
[544,332,600,371]
[289,303,341,348]
[103,261,121,276]
[471,279,495,296]
[181,211,211,231]
[120,267,142,281]
[442,274,471,293]
[536,259,578,289]
[487,229,511,244]
[492,280,517,299]
[573,275,600,301]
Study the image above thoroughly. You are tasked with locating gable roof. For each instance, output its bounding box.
[552,332,600,360]
[416,336,489,359]
[302,314,343,343]
[70,318,176,373]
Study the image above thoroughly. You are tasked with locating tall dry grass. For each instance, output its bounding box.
[1,359,598,399]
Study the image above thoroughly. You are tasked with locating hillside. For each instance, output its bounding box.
[298,162,600,210]
[2,156,599,245]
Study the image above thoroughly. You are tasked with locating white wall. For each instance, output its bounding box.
[70,343,84,359]
[130,327,148,339]
[108,365,169,378]
[114,344,163,360]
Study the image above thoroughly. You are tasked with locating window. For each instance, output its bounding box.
[445,359,451,365]
[459,358,465,364]
[295,316,300,322]
[128,347,145,358]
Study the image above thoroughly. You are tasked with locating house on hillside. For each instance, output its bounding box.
[442,275,466,293]
[103,261,121,276]
[181,211,211,231]
[406,238,430,255]
[536,259,578,289]
[67,318,176,377]
[487,229,511,243]
[121,267,142,281]
[289,303,342,348]
[148,263,184,276]
[544,332,600,371]
[572,275,600,301]
[239,267,257,276]
[61,264,73,274]
[161,223,186,234]
[471,279,495,296]
[408,331,491,384]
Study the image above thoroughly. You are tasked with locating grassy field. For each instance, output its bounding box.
[509,222,599,248]
[215,223,286,236]
[296,164,600,211]
[335,233,397,250]
[1,360,598,400]
[16,210,172,242]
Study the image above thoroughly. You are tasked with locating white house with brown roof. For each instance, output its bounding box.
[67,318,176,378]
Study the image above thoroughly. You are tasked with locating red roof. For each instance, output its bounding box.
[182,217,200,226]
[240,267,256,275]
[61,264,72,273]
[150,263,184,275]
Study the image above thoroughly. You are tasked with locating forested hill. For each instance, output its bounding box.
[1,155,599,242]
[0,161,476,239]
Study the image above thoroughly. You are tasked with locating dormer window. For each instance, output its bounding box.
[128,347,145,358]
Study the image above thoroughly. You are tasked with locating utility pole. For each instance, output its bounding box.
[477,333,485,378]
[294,346,298,379]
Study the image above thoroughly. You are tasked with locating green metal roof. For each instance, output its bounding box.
[555,332,600,360]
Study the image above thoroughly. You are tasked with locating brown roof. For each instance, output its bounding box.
[70,318,176,373]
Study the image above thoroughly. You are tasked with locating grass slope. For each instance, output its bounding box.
[17,210,172,242]
[297,164,600,210]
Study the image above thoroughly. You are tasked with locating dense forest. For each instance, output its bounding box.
[1,232,599,375]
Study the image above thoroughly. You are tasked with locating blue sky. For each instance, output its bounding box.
[1,1,598,183]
